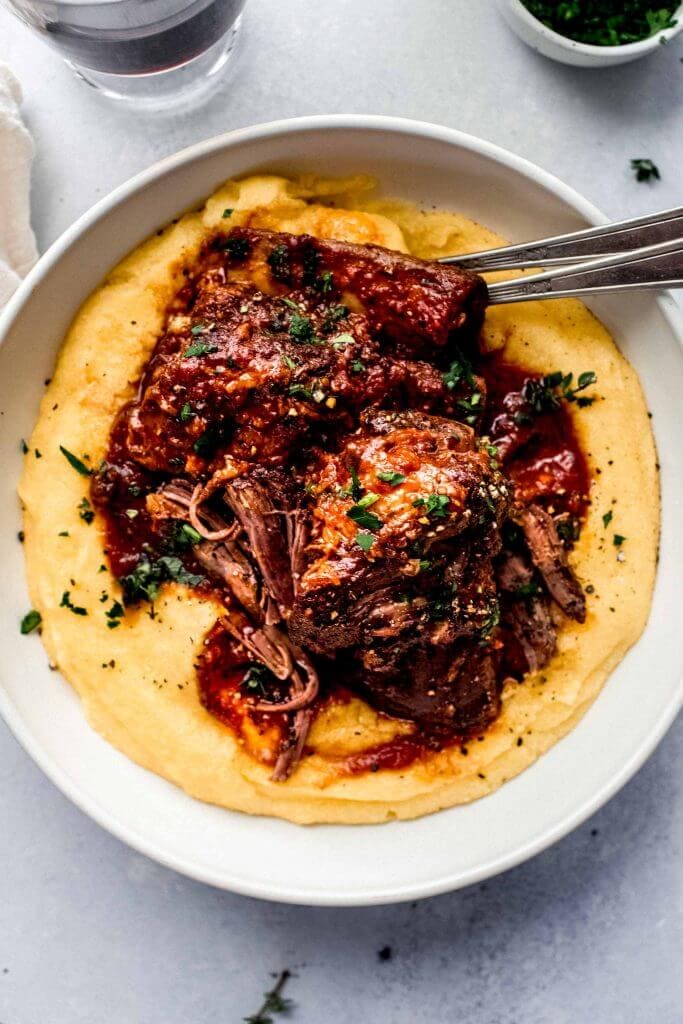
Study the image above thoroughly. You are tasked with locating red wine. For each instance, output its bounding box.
[9,0,245,76]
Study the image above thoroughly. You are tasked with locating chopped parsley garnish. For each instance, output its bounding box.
[267,244,291,280]
[288,313,317,344]
[456,391,483,424]
[518,370,597,423]
[521,1,677,45]
[318,270,334,294]
[515,580,542,598]
[355,531,375,552]
[78,497,95,524]
[613,534,626,547]
[480,600,501,640]
[58,531,69,537]
[602,510,613,528]
[281,354,297,370]
[171,522,202,548]
[20,609,42,634]
[419,558,432,572]
[184,340,218,358]
[413,493,450,519]
[240,663,272,697]
[350,360,365,374]
[125,509,139,519]
[119,555,204,605]
[224,236,250,259]
[349,464,363,501]
[485,443,500,468]
[322,304,348,333]
[429,592,451,621]
[377,470,406,485]
[329,333,355,349]
[631,158,661,182]
[193,424,222,457]
[442,352,475,390]
[190,323,207,336]
[288,383,313,400]
[346,493,383,532]
[179,402,195,422]
[222,208,233,219]
[60,446,92,477]
[60,591,87,616]
[557,517,580,544]
[105,600,125,628]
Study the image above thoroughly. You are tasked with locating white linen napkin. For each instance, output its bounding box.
[0,63,37,309]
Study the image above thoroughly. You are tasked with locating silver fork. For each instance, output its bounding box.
[439,207,683,304]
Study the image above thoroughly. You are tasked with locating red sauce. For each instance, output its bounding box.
[481,354,591,520]
[197,621,285,766]
[95,341,592,780]
[91,407,212,586]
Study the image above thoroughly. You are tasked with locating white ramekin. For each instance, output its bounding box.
[498,0,683,67]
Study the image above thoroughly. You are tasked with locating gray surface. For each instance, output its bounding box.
[1,1,682,1020]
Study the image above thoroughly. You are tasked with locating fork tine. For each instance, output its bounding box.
[441,206,683,272]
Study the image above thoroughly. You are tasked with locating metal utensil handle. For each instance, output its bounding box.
[442,206,683,271]
[487,237,683,304]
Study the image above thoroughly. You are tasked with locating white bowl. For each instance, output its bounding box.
[1,116,682,906]
[498,0,683,66]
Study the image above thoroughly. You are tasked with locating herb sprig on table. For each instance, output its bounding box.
[521,1,678,46]
[631,158,661,182]
[244,970,294,1024]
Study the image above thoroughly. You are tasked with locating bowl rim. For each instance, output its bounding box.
[1,114,682,904]
[504,0,683,55]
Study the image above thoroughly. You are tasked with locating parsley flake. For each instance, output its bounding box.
[347,493,383,532]
[631,158,661,182]
[119,555,204,605]
[60,591,87,616]
[240,663,272,697]
[184,340,218,358]
[20,609,42,634]
[78,497,95,524]
[288,383,313,400]
[60,446,92,477]
[329,333,355,349]
[413,493,450,519]
[442,352,474,390]
[318,270,334,294]
[288,313,317,344]
[377,470,406,485]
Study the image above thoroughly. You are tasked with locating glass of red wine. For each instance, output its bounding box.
[2,0,247,105]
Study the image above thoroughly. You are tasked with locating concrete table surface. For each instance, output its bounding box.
[1,2,682,1021]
